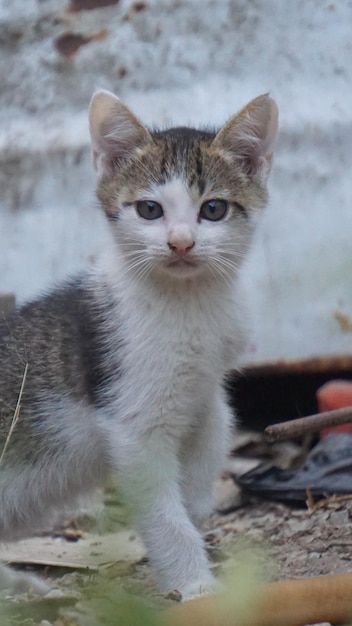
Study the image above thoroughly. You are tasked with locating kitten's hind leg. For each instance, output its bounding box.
[0,565,50,595]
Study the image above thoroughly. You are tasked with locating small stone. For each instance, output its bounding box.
[165,589,182,602]
[214,477,248,514]
[44,588,66,600]
[328,509,350,526]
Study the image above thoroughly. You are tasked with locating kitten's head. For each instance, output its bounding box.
[89,90,278,282]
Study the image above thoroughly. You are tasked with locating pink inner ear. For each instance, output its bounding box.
[92,149,114,178]
[239,137,273,177]
[90,120,151,179]
[213,95,278,180]
[92,149,100,175]
[231,115,277,178]
[89,92,152,180]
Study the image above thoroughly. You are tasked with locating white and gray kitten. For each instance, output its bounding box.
[0,91,278,599]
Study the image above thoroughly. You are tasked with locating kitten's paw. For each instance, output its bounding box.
[179,576,222,602]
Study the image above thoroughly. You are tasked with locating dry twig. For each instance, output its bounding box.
[0,362,28,464]
[306,488,352,513]
[265,406,352,442]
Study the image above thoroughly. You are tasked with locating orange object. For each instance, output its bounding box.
[162,573,352,626]
[317,380,352,437]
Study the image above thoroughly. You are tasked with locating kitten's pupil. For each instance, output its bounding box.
[136,200,164,220]
[199,199,228,221]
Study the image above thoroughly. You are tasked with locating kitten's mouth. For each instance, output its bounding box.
[163,255,200,275]
[167,256,197,266]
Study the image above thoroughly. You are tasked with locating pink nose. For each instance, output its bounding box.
[167,241,195,256]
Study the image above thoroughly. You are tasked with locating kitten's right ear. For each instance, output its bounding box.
[89,90,152,179]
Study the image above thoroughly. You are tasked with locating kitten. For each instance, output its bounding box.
[0,90,278,600]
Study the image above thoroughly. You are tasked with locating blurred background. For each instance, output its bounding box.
[1,0,352,364]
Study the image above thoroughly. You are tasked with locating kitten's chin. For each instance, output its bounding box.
[160,257,204,279]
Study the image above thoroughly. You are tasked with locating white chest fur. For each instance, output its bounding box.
[100,266,246,438]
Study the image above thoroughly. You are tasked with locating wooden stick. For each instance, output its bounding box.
[162,573,352,626]
[265,406,352,442]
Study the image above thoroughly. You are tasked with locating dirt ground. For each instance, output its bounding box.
[210,496,352,580]
[1,433,351,625]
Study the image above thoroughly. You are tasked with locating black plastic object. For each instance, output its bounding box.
[237,433,352,504]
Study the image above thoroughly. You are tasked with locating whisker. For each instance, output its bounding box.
[118,252,157,283]
[209,257,238,286]
[213,256,241,272]
[133,260,155,282]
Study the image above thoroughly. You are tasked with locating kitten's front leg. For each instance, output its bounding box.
[112,428,215,600]
[182,390,233,527]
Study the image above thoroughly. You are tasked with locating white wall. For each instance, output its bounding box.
[1,0,352,362]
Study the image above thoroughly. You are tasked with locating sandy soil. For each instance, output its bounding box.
[2,469,351,625]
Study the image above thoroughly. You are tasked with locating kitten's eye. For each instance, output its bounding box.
[136,200,163,220]
[199,199,228,221]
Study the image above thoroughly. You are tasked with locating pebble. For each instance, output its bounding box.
[328,509,350,526]
[214,477,249,514]
[44,588,66,600]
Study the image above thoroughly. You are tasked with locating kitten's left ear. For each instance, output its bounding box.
[89,89,152,179]
[213,94,279,182]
